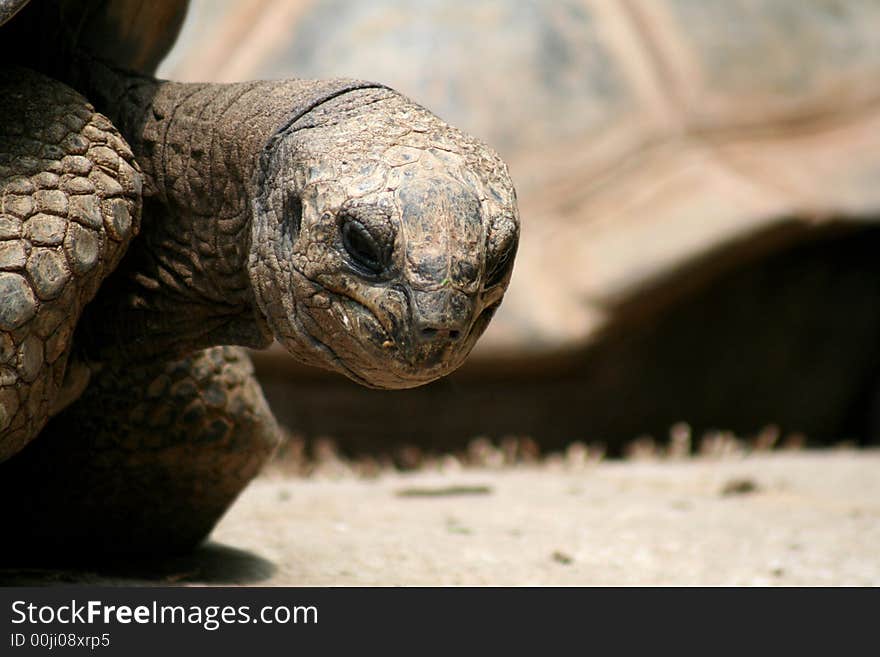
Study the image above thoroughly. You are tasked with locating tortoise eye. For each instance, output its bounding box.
[340,215,385,275]
[485,238,516,288]
[284,193,303,238]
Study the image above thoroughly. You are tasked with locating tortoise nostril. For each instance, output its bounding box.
[410,288,472,344]
[419,327,461,341]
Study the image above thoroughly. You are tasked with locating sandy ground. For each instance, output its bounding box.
[3,449,877,586]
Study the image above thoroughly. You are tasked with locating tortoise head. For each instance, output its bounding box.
[250,87,519,389]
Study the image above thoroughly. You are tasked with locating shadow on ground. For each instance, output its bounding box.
[0,543,276,586]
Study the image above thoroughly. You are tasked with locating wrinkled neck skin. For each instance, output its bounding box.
[74,62,388,362]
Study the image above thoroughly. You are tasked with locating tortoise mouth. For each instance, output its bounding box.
[317,295,478,389]
[278,284,485,390]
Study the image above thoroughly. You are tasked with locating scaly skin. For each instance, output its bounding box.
[0,68,141,460]
[0,69,282,554]
[0,345,279,555]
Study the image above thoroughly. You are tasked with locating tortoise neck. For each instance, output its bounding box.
[72,73,277,360]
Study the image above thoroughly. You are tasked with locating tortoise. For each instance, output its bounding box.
[0,0,519,554]
[170,0,880,449]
